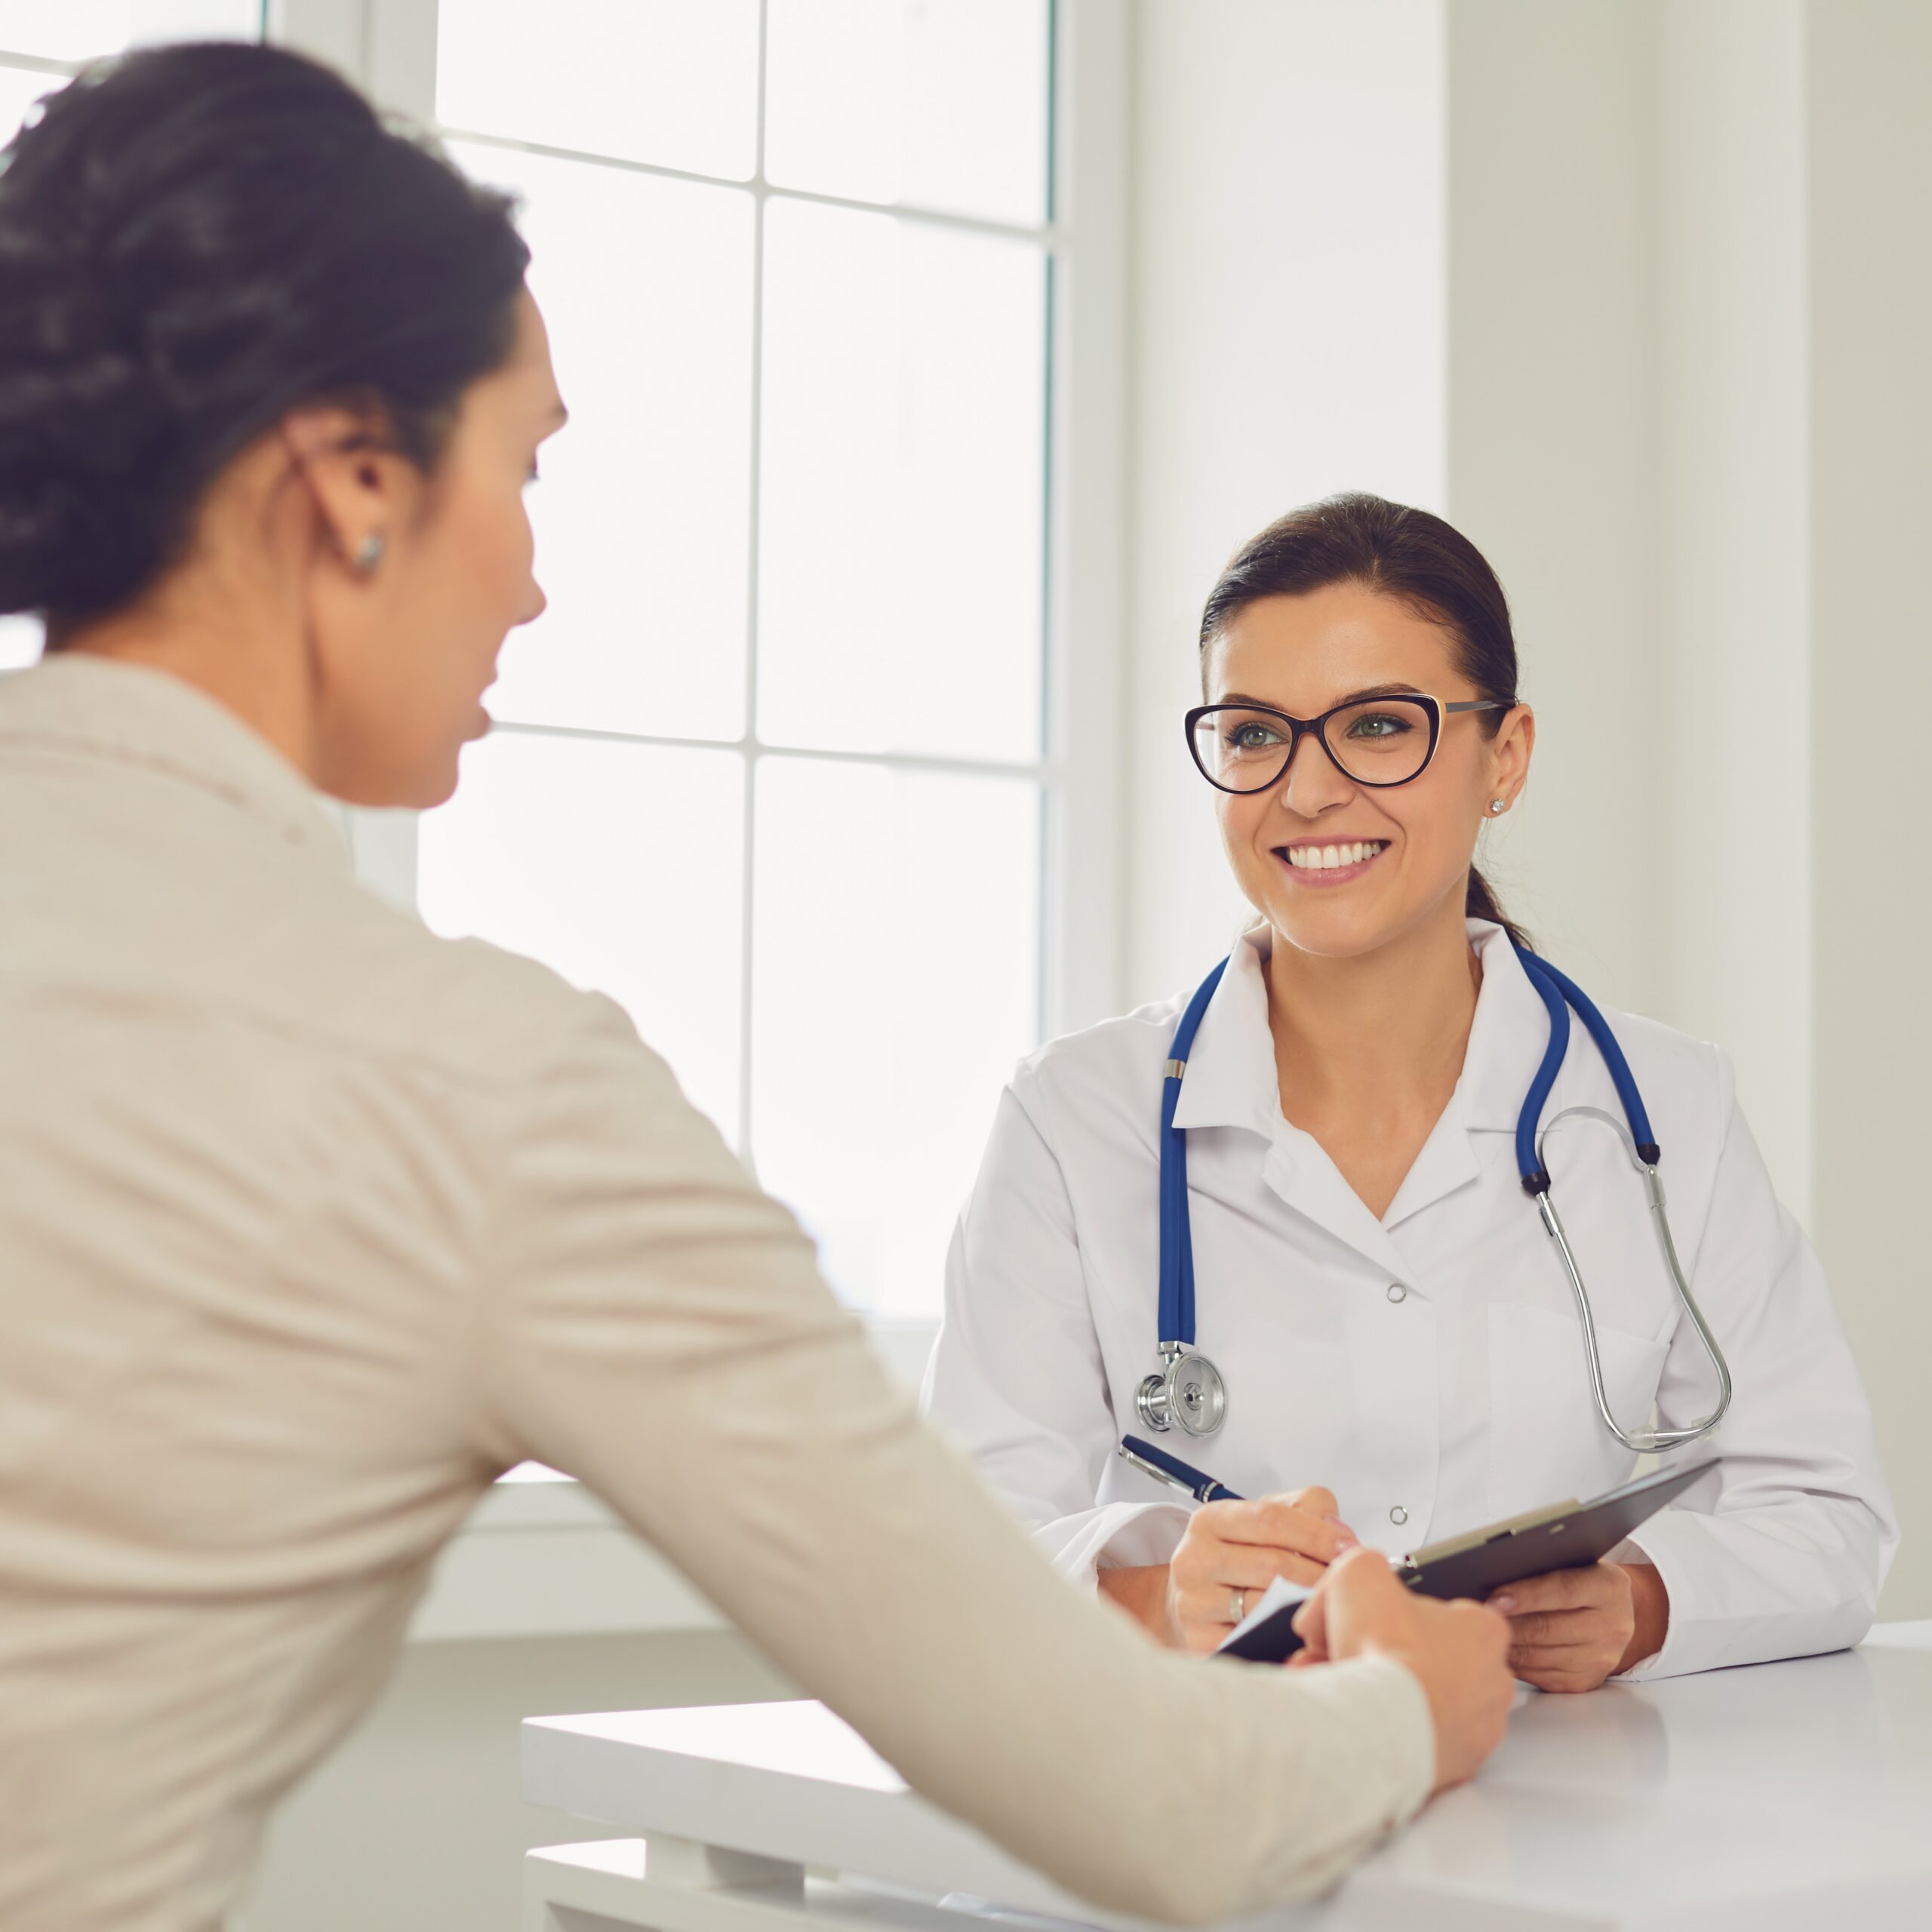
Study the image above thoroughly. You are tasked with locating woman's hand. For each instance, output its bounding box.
[1288,1549,1515,1793]
[1487,1560,1669,1692]
[1162,1488,1359,1654]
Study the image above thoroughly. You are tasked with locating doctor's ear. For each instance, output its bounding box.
[277,406,429,577]
[1484,703,1536,811]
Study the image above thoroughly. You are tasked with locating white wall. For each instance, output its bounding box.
[1804,0,1932,1621]
[1441,0,1660,1017]
[1653,0,1812,1215]
[1126,0,1446,1003]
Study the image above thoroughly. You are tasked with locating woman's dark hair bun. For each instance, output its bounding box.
[0,40,531,626]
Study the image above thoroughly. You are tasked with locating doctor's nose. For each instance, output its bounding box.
[1277,730,1356,820]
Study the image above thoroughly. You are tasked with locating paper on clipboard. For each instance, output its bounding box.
[1222,1576,1313,1652]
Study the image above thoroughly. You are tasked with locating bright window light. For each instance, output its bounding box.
[451,142,755,743]
[765,0,1050,226]
[757,198,1045,761]
[750,758,1039,1317]
[437,0,761,181]
[420,731,747,1143]
[420,1,1054,1317]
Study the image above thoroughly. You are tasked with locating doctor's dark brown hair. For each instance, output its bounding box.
[0,39,531,629]
[1197,492,1531,951]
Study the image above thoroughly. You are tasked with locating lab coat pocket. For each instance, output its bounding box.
[1486,1303,1669,1519]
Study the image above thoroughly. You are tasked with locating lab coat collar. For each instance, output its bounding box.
[1168,919,1549,1136]
[1165,918,1564,1251]
[0,653,352,872]
[1455,923,1562,1132]
[1168,930,1280,1136]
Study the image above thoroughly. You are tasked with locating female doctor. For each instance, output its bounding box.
[924,494,1896,1692]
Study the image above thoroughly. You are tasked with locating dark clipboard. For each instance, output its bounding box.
[1217,1458,1718,1665]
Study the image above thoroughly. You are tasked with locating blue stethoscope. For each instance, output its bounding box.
[1137,948,1734,1454]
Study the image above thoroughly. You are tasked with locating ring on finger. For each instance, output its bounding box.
[1229,1586,1247,1624]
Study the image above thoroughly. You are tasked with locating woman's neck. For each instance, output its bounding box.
[1264,896,1481,1206]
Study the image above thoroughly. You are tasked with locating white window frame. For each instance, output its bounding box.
[283,1,1131,1355]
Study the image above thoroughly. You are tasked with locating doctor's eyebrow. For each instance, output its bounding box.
[1214,682,1428,710]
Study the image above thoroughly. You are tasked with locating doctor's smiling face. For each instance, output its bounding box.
[1197,497,1535,964]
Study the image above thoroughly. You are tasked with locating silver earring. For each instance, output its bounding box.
[352,532,386,574]
[1489,798,1507,815]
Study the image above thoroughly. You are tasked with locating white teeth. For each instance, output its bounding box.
[1287,840,1385,871]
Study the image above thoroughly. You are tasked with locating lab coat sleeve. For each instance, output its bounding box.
[921,1078,1193,1583]
[462,1001,1437,1924]
[1615,1052,1897,1681]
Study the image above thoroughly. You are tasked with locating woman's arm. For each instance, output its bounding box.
[461,999,1501,1921]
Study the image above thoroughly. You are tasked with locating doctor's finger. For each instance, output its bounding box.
[1488,1565,1613,1614]
[1278,1486,1341,1522]
[1499,1607,1607,1647]
[1211,1498,1359,1561]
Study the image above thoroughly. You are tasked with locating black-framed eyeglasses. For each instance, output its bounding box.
[1184,694,1504,795]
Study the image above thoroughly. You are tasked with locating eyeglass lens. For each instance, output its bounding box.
[1192,700,1438,792]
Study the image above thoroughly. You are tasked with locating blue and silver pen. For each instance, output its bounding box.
[1117,1434,1245,1503]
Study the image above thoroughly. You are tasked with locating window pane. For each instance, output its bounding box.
[438,0,758,180]
[0,3,128,58]
[750,758,1039,1316]
[758,198,1044,761]
[0,615,43,671]
[0,2,257,59]
[765,0,1049,226]
[0,60,49,146]
[451,143,753,743]
[419,732,746,1143]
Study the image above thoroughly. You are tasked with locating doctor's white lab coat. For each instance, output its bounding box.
[924,923,1897,1680]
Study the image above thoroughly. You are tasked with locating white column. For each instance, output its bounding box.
[1804,0,1932,1619]
[1652,0,1811,1214]
[1124,0,1447,1003]
[1443,0,1663,1014]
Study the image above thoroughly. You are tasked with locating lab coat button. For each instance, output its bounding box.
[1389,1505,1409,1526]
[1386,1282,1408,1303]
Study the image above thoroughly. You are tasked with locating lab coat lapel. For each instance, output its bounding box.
[1168,937,1419,1275]
[1167,924,1549,1278]
[1261,1134,1420,1283]
[1381,925,1563,1229]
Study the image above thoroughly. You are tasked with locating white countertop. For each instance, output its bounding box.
[525,1622,1932,1930]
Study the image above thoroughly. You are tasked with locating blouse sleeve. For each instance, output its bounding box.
[462,998,1436,1922]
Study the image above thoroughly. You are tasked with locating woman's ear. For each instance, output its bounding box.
[276,406,424,574]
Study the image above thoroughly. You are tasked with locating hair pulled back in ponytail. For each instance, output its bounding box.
[1198,491,1530,951]
[0,41,531,629]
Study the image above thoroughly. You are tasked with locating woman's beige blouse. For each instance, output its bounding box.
[0,655,1432,1932]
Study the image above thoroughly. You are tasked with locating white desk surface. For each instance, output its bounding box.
[525,1620,1932,1931]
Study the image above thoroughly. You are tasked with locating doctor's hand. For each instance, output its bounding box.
[1163,1487,1359,1654]
[1487,1560,1669,1693]
[1289,1547,1515,1795]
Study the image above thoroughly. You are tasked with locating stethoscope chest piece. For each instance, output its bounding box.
[1136,1343,1227,1437]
